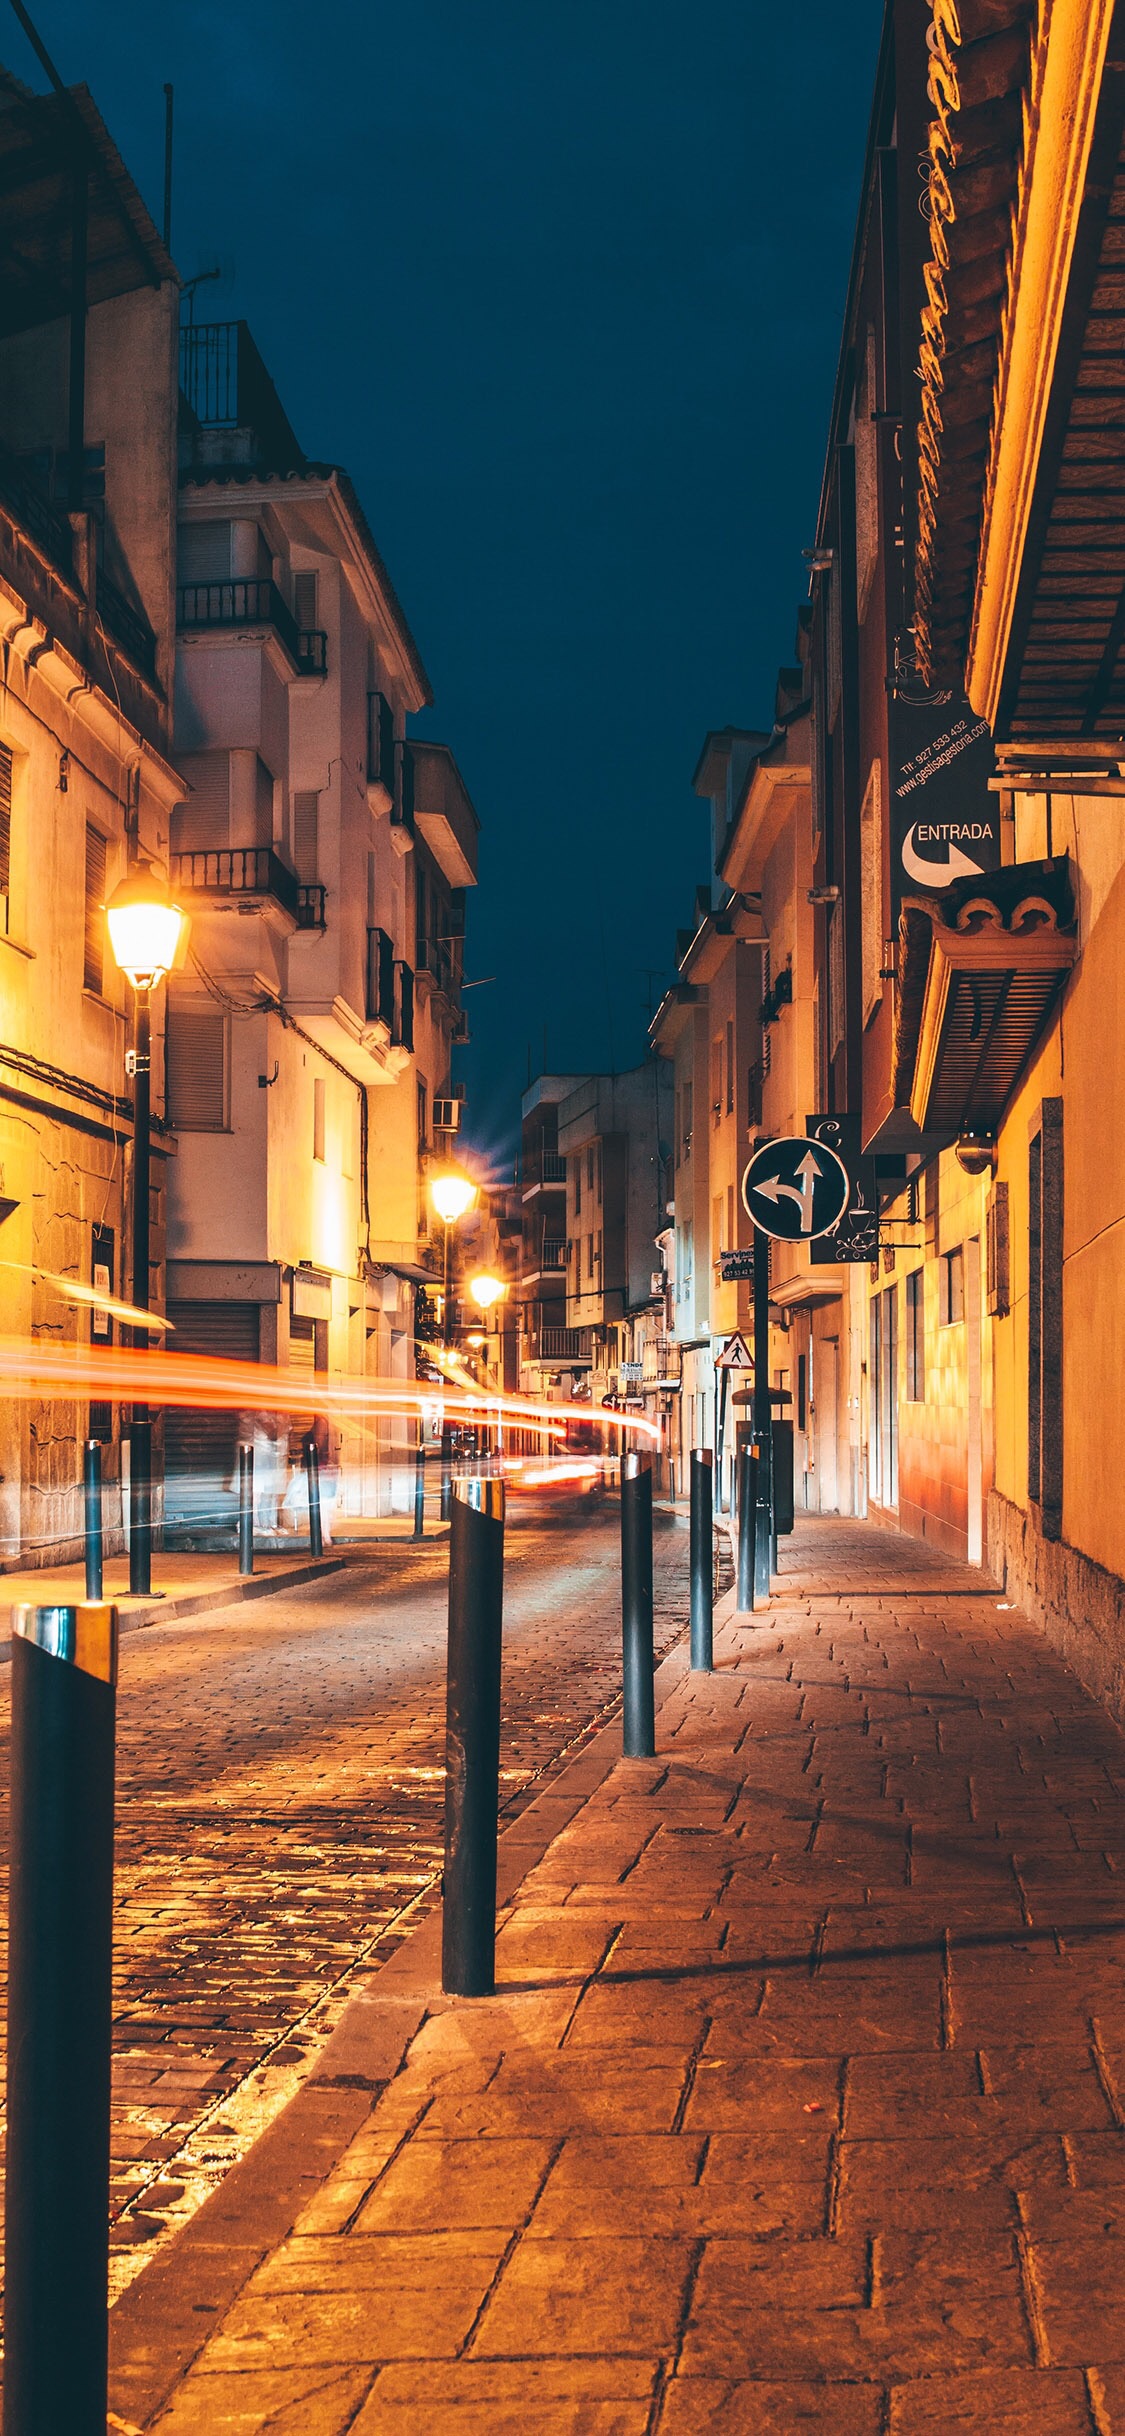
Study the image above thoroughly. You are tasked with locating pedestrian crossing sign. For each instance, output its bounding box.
[715,1332,753,1371]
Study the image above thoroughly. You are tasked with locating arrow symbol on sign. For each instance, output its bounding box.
[754,1151,822,1233]
[901,823,986,886]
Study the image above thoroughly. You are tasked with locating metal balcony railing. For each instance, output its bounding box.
[541,1240,568,1270]
[296,883,326,929]
[170,845,299,921]
[522,1150,566,1189]
[296,628,327,676]
[96,566,158,681]
[534,1326,592,1361]
[176,578,321,677]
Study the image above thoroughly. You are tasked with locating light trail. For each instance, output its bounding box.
[0,1261,174,1333]
[0,1335,663,1445]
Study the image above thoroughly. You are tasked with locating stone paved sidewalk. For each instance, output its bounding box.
[110,1516,1125,2433]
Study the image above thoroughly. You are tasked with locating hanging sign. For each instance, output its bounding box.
[804,1114,880,1265]
[889,688,998,907]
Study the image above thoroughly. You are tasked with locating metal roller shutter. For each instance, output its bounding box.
[164,1301,260,1539]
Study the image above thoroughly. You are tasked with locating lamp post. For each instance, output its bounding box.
[428,1166,478,1514]
[468,1272,507,1466]
[106,865,188,1596]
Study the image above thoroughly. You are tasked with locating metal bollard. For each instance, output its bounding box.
[237,1442,254,1576]
[128,1414,152,1597]
[4,1601,118,2436]
[305,1441,324,1558]
[754,1424,773,1604]
[737,1444,756,1613]
[83,1439,104,1602]
[621,1449,655,1756]
[413,1432,426,1540]
[690,1447,714,1671]
[442,1477,505,1996]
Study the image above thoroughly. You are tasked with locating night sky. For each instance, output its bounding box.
[9,0,883,1171]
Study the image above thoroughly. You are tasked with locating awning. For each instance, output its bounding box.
[893,857,1076,1135]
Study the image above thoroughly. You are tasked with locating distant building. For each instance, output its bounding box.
[515,1074,584,1394]
[165,323,477,1529]
[555,1061,673,1448]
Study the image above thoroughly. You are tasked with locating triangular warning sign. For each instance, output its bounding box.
[715,1331,754,1371]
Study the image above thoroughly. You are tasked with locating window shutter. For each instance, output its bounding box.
[174,753,230,852]
[84,827,106,993]
[178,521,231,583]
[294,791,319,879]
[0,740,11,910]
[395,961,415,1052]
[254,755,275,843]
[167,1003,227,1130]
[293,571,317,630]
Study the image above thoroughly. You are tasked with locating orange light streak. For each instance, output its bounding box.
[0,1261,174,1333]
[0,1335,663,1443]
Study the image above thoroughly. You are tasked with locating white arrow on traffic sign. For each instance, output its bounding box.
[741,1135,851,1244]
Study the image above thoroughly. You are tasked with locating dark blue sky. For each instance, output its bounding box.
[11,0,882,1168]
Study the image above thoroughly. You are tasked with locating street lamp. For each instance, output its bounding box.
[428,1165,478,1514]
[467,1272,505,1312]
[106,864,189,1594]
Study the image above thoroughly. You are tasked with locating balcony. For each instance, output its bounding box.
[416,934,461,1001]
[176,579,326,675]
[296,883,326,930]
[893,859,1077,1135]
[179,322,304,474]
[170,845,299,923]
[365,928,414,1051]
[530,1326,592,1365]
[521,1150,566,1198]
[541,1239,567,1271]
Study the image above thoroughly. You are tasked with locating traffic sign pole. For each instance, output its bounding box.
[752,1225,773,1601]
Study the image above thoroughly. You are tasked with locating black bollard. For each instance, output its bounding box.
[690,1447,714,1671]
[83,1439,103,1602]
[413,1432,426,1540]
[621,1448,656,1756]
[737,1443,756,1613]
[128,1415,152,1597]
[305,1440,324,1558]
[237,1442,254,1576]
[4,1601,118,2436]
[442,1477,505,1996]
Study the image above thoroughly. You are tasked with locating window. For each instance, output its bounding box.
[940,1246,964,1325]
[587,1145,595,1193]
[712,1195,723,1261]
[860,759,883,1023]
[417,1077,428,1152]
[293,570,318,630]
[797,1354,808,1433]
[174,751,231,853]
[905,1269,924,1399]
[711,1037,722,1124]
[726,1019,734,1113]
[293,791,318,879]
[166,1001,227,1130]
[587,1234,595,1282]
[0,739,10,929]
[683,1080,693,1154]
[83,826,106,993]
[726,1183,735,1252]
[761,949,772,1075]
[575,1161,582,1217]
[313,1077,326,1163]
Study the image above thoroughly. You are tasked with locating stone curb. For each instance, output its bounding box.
[0,1553,347,1658]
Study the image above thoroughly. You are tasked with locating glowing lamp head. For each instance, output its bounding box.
[468,1272,505,1312]
[106,864,189,989]
[429,1167,477,1226]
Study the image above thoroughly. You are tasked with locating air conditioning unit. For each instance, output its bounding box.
[650,1271,665,1298]
[432,1098,461,1132]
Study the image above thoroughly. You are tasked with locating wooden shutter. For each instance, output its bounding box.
[174,752,230,852]
[83,826,106,993]
[166,1002,227,1129]
[0,740,11,911]
[254,755,275,844]
[294,791,319,879]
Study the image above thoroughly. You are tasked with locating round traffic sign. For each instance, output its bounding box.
[741,1135,851,1243]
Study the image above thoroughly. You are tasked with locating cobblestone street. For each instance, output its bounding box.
[0,1504,695,2295]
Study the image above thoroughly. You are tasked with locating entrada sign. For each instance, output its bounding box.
[741,1136,851,1243]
